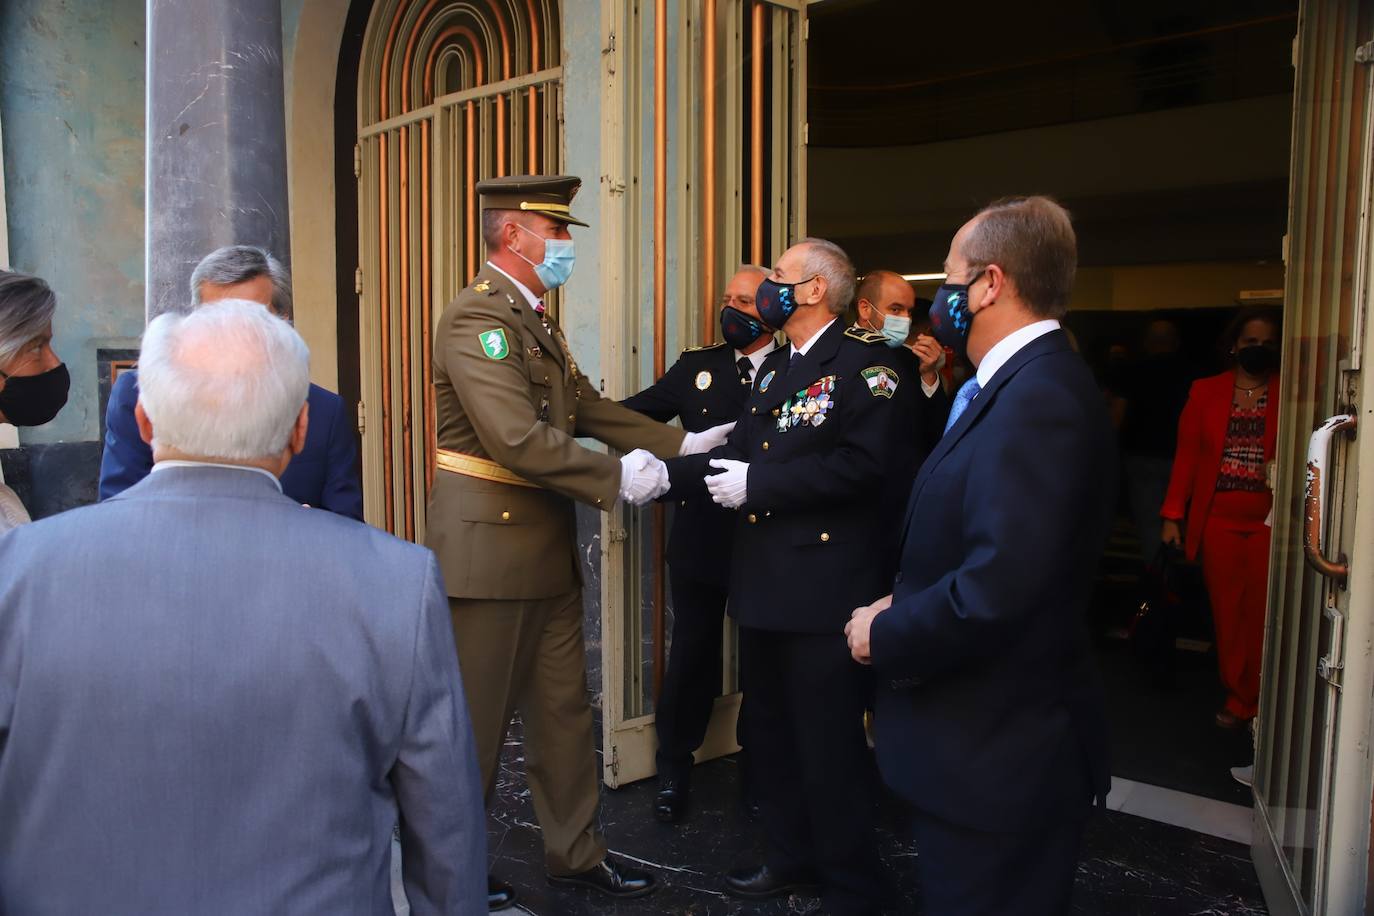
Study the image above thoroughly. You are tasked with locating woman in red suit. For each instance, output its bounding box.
[1162,309,1281,728]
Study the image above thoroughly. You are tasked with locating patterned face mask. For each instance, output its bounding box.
[755,275,816,329]
[928,270,983,359]
[720,306,767,349]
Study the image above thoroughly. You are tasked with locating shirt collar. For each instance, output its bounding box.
[151,460,284,492]
[976,319,1061,389]
[486,261,542,311]
[737,338,778,373]
[789,318,838,358]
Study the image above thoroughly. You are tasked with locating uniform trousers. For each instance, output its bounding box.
[449,591,607,875]
[738,625,882,916]
[909,805,1089,916]
[655,573,728,780]
[1199,490,1272,720]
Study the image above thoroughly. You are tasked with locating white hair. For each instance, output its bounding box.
[137,300,310,460]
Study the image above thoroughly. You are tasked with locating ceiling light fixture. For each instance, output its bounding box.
[900,272,948,282]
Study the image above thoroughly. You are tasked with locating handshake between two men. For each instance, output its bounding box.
[618,420,736,505]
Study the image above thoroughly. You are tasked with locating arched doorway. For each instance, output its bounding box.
[355,0,563,539]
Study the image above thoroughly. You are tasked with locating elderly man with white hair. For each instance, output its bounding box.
[0,301,486,915]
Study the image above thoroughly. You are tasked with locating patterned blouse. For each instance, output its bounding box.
[1216,392,1269,492]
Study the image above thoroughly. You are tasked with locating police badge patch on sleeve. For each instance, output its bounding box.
[861,366,899,398]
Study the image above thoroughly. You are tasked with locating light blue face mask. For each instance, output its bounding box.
[514,223,576,290]
[867,312,912,349]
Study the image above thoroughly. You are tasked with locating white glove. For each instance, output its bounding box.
[679,421,737,456]
[705,458,749,508]
[619,449,670,506]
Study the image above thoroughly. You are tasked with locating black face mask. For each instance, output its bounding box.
[0,363,70,427]
[928,271,983,361]
[1236,345,1279,376]
[755,276,813,329]
[720,306,767,349]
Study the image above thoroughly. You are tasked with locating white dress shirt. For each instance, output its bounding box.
[790,318,838,359]
[152,460,284,492]
[975,319,1062,389]
[487,261,541,311]
[737,338,778,376]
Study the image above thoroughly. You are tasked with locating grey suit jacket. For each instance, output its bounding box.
[0,465,486,915]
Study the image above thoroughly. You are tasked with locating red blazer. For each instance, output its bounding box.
[1162,371,1279,560]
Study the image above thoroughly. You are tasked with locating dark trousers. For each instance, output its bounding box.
[910,807,1089,916]
[739,626,881,916]
[655,574,728,780]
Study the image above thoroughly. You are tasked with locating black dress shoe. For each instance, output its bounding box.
[654,776,690,823]
[723,863,822,900]
[487,875,516,911]
[548,856,658,898]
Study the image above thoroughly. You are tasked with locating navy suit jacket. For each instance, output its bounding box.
[871,329,1113,833]
[99,369,364,520]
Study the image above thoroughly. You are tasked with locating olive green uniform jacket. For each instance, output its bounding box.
[425,265,685,599]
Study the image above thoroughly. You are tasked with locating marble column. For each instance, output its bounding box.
[145,0,290,319]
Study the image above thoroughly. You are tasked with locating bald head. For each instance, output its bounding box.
[855,269,916,332]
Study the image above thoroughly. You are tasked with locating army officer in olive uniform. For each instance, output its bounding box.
[425,175,733,908]
[622,264,774,824]
[665,239,910,915]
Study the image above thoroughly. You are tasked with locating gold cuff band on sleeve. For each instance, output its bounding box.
[436,449,539,489]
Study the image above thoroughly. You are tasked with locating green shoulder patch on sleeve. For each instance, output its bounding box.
[861,365,899,398]
[478,327,511,360]
[844,326,887,345]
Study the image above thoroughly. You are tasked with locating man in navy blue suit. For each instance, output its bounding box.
[845,197,1113,916]
[99,247,363,520]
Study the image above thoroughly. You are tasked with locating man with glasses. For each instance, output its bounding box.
[622,265,774,824]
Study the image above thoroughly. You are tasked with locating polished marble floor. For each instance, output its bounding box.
[392,737,1269,915]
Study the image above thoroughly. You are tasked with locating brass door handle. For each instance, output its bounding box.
[1304,413,1357,585]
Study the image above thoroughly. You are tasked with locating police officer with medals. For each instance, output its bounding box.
[665,238,909,915]
[621,265,775,823]
[425,175,733,909]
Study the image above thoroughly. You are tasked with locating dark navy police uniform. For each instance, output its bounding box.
[623,340,764,784]
[667,321,910,916]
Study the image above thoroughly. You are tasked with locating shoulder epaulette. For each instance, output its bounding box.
[844,326,887,345]
[683,341,728,353]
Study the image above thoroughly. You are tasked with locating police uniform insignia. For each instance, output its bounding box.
[844,326,887,345]
[861,366,899,398]
[759,369,776,392]
[473,280,491,293]
[695,370,713,390]
[528,344,543,359]
[777,376,837,432]
[684,342,727,352]
[479,328,510,360]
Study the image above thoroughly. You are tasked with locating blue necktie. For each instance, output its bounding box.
[789,350,801,372]
[943,378,982,434]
